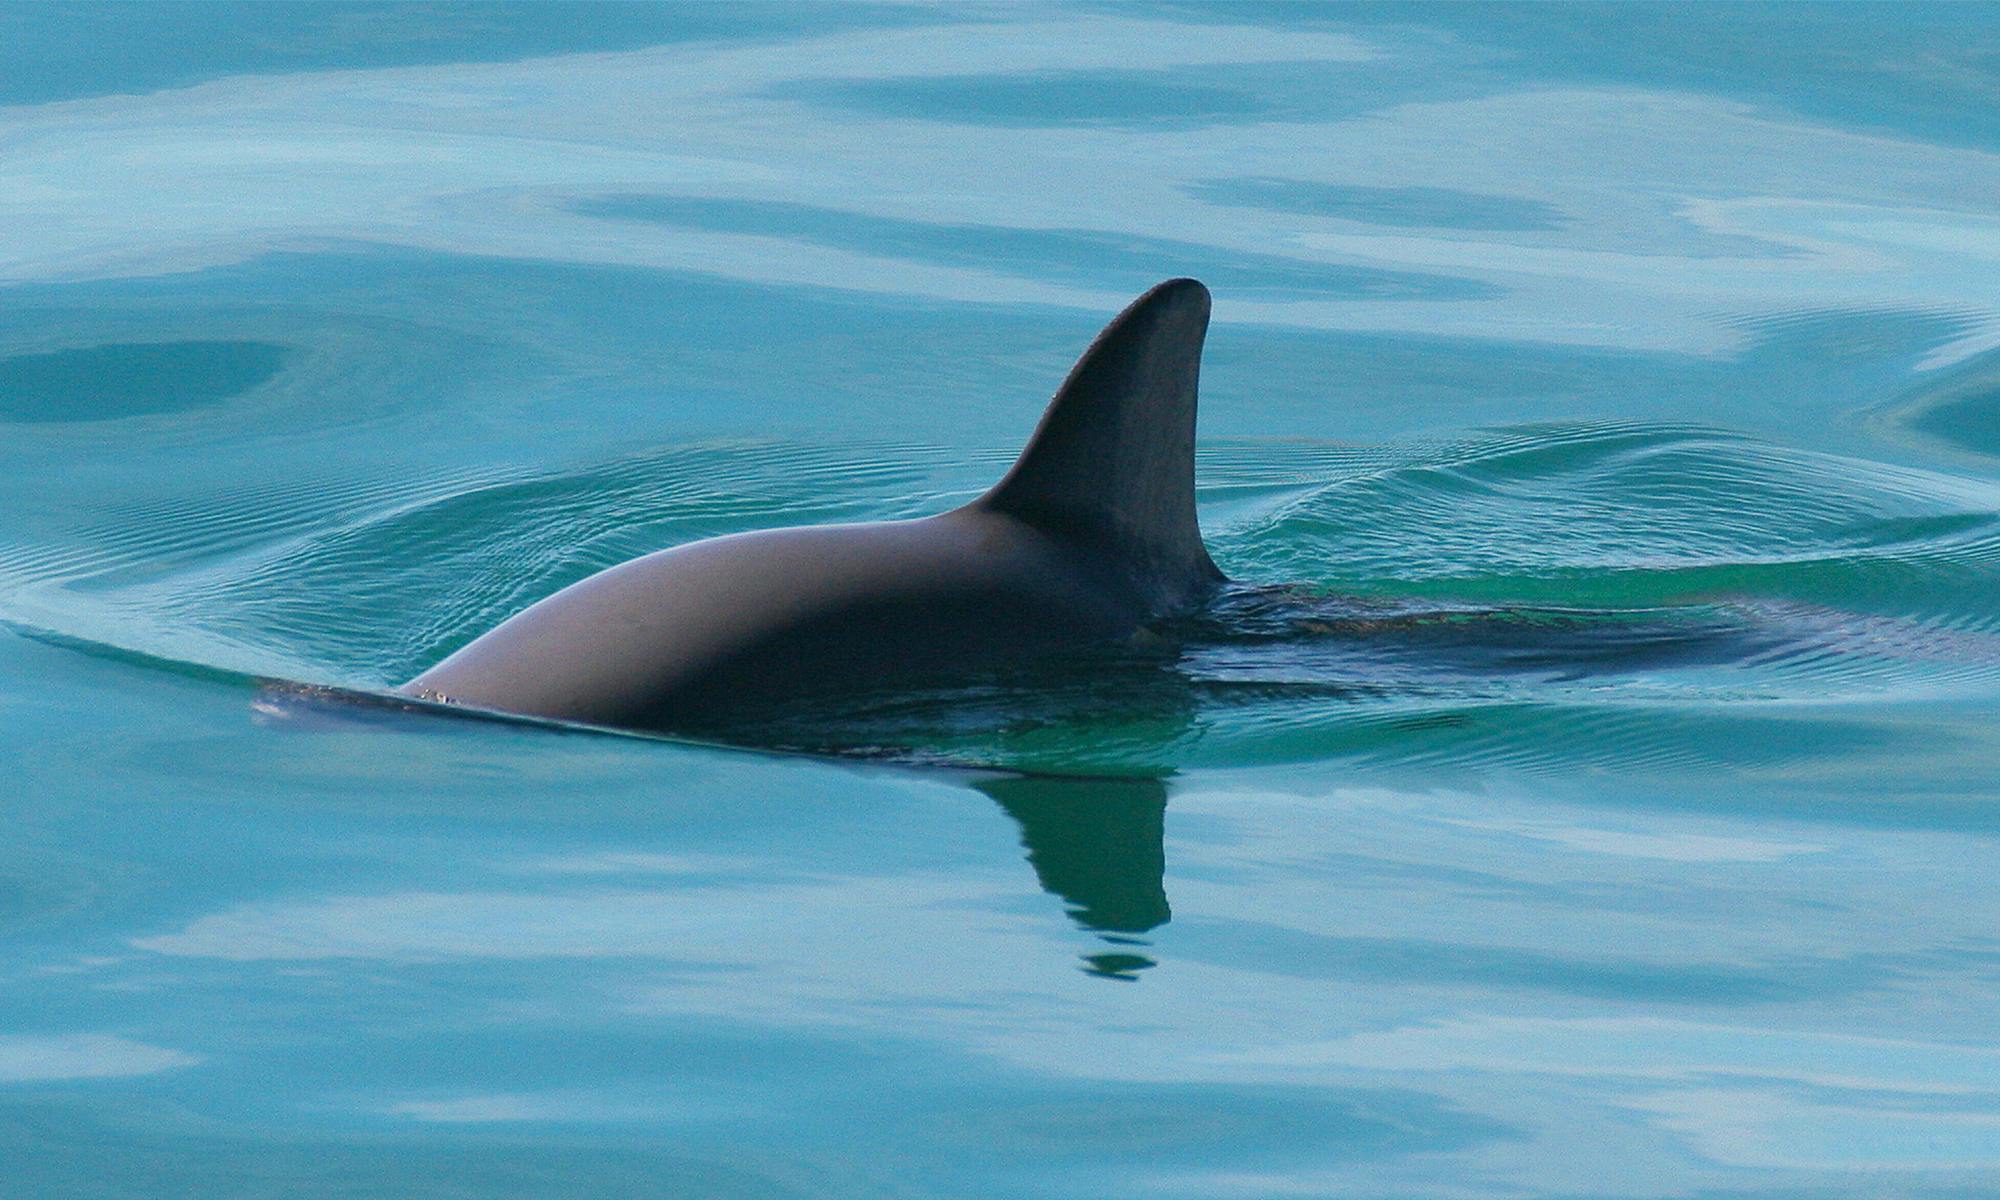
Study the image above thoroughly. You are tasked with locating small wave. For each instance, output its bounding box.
[7,420,2000,774]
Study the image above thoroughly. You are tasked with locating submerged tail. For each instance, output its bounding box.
[971,278,1224,613]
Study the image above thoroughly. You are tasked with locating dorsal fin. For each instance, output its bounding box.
[972,278,1224,611]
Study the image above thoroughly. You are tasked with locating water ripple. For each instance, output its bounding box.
[9,419,1989,773]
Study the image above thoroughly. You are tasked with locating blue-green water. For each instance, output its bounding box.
[7,2,2000,1193]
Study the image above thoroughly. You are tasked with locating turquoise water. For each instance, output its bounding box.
[7,1,2000,1193]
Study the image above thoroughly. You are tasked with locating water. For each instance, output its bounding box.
[5,2,2000,1193]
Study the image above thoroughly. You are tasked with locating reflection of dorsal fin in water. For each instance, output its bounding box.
[975,775,1170,936]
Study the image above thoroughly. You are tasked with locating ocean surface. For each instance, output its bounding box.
[6,2,2000,1194]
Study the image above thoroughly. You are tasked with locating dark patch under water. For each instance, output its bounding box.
[661,585,1798,766]
[1182,178,1570,232]
[1897,362,2000,459]
[0,340,287,424]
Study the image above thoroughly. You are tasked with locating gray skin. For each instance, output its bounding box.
[399,278,1226,733]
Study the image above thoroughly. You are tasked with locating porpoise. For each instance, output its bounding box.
[399,278,1225,733]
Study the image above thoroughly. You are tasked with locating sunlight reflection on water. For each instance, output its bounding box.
[5,3,2000,1196]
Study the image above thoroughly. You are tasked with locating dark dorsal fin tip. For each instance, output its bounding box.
[971,278,1222,610]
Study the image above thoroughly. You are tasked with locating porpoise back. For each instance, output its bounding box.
[398,278,1225,732]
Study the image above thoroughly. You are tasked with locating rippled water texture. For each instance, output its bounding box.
[7,3,2000,1196]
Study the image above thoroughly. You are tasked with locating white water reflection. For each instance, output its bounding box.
[1,12,1996,360]
[388,1091,702,1125]
[7,6,2000,1195]
[1431,817,1825,863]
[109,769,2000,1178]
[1216,1015,2000,1090]
[1635,1087,2000,1170]
[133,876,1037,966]
[0,1033,198,1082]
